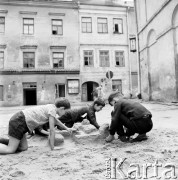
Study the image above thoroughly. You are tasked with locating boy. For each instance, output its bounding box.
[0,98,73,155]
[58,98,105,130]
[106,92,153,143]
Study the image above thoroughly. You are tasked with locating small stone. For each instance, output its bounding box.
[10,171,25,177]
[54,134,64,146]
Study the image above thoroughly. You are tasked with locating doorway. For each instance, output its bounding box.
[82,81,99,101]
[55,84,65,98]
[23,83,37,105]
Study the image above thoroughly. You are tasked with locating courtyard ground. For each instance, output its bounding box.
[0,101,178,180]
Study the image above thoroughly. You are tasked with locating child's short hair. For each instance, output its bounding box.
[55,98,71,109]
[93,98,105,107]
[108,91,123,105]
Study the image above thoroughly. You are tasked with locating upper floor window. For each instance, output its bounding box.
[0,17,5,33]
[0,51,4,69]
[113,18,123,34]
[23,52,35,68]
[82,17,92,33]
[84,50,93,66]
[52,19,63,35]
[23,18,34,35]
[98,18,108,33]
[100,50,109,67]
[115,51,125,66]
[53,52,64,68]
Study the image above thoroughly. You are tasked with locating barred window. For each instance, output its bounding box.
[23,18,34,35]
[68,80,79,94]
[82,17,92,33]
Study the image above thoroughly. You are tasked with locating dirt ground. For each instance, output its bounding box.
[0,101,178,180]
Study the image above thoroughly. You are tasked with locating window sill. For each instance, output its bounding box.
[113,32,123,34]
[115,66,125,67]
[51,34,63,37]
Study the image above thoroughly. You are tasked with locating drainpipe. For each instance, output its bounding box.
[126,6,132,98]
[134,0,141,97]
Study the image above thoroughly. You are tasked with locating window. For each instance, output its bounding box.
[112,80,122,92]
[115,51,125,66]
[0,85,3,101]
[84,50,93,66]
[52,19,63,35]
[53,52,64,68]
[55,84,65,98]
[113,18,123,34]
[23,52,35,68]
[100,51,109,67]
[0,51,4,69]
[23,18,34,35]
[82,17,92,33]
[0,17,5,33]
[98,18,108,33]
[68,80,79,94]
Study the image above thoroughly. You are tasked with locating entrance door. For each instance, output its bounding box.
[82,81,99,101]
[55,84,65,98]
[23,83,37,105]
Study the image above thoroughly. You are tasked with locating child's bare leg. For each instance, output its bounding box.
[0,136,20,154]
[18,134,28,151]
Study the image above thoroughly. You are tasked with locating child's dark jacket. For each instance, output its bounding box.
[59,104,100,129]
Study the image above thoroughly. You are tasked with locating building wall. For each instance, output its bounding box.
[79,5,136,99]
[0,1,81,106]
[135,0,178,102]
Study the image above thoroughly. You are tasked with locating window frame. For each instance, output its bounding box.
[97,17,108,34]
[115,51,125,67]
[23,18,34,35]
[113,18,123,34]
[0,17,5,33]
[52,52,64,68]
[81,17,92,33]
[67,79,79,94]
[0,85,3,101]
[112,79,122,92]
[83,50,94,67]
[0,51,4,69]
[52,19,63,35]
[23,52,35,69]
[99,50,110,67]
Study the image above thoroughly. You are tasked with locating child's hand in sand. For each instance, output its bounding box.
[105,135,114,142]
[66,128,78,135]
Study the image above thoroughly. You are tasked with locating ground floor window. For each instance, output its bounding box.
[55,84,65,98]
[0,51,4,69]
[0,85,3,101]
[112,79,122,93]
[68,80,79,94]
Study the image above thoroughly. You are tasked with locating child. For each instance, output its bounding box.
[0,98,73,155]
[105,91,153,143]
[58,98,105,130]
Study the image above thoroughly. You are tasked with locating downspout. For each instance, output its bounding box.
[134,0,141,98]
[126,6,132,97]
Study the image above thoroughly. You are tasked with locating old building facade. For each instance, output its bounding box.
[0,0,137,106]
[134,0,178,102]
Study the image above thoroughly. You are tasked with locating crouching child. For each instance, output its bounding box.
[106,92,153,143]
[0,98,73,155]
[58,98,105,130]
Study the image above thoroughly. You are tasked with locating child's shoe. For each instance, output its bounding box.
[130,133,147,143]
